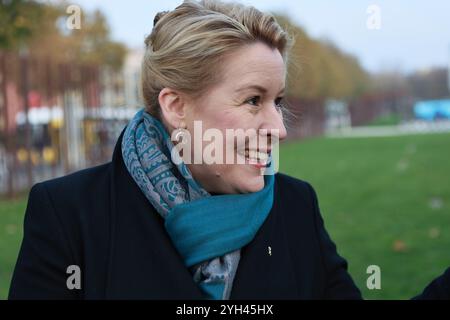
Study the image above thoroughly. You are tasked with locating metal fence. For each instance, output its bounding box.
[0,51,132,197]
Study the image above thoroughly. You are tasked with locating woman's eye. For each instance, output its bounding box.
[275,97,285,109]
[245,96,260,106]
[245,96,284,110]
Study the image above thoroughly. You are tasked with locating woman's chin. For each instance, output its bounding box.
[232,168,265,193]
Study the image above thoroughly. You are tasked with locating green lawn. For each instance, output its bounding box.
[280,132,450,299]
[366,113,402,126]
[0,132,449,299]
[0,196,27,299]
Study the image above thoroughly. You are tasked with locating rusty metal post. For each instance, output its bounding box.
[1,52,16,198]
[20,47,33,189]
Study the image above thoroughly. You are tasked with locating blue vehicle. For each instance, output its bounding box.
[414,99,450,121]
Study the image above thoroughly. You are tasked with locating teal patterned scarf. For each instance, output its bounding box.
[121,109,275,299]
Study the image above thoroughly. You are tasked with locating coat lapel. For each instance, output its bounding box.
[229,176,300,299]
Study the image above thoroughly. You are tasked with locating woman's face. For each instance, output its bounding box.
[184,42,287,194]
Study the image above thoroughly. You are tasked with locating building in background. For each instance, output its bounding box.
[123,48,144,109]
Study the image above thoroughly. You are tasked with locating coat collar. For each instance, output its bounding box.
[105,127,299,299]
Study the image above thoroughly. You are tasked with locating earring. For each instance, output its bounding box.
[173,121,188,142]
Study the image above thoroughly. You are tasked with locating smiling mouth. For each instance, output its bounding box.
[237,149,271,166]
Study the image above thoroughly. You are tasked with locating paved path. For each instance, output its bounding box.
[326,120,450,138]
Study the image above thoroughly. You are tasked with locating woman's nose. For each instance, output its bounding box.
[261,105,287,142]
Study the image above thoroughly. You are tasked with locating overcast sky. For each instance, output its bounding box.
[72,0,450,73]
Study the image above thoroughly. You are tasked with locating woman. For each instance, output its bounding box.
[9,0,449,300]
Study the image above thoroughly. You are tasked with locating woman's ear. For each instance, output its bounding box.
[158,87,187,130]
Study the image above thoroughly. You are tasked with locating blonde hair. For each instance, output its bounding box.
[142,0,293,119]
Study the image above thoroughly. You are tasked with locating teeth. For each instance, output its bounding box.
[257,151,268,160]
[249,150,257,159]
[239,150,269,162]
[237,149,270,163]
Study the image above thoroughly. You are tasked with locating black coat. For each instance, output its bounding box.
[8,128,450,300]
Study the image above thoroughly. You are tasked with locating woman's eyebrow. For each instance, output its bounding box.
[235,84,285,95]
